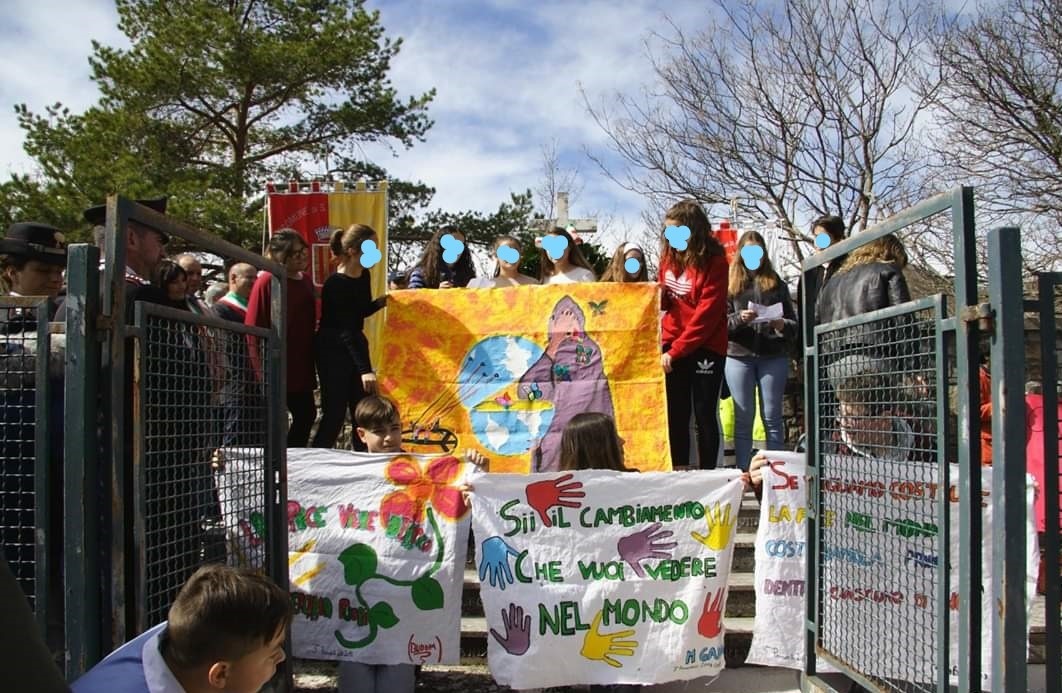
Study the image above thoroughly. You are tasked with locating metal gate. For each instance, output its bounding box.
[0,297,61,653]
[801,188,986,692]
[56,197,291,684]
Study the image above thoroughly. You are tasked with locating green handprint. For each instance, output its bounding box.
[580,610,639,668]
[691,501,735,551]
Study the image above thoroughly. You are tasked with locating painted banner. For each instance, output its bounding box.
[380,283,668,473]
[747,450,1039,690]
[470,469,745,689]
[216,448,471,665]
[744,451,834,672]
[267,182,389,368]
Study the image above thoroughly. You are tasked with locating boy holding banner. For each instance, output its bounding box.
[338,395,415,693]
[339,395,487,693]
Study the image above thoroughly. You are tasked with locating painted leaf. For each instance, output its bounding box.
[370,601,399,629]
[337,544,377,586]
[411,574,445,611]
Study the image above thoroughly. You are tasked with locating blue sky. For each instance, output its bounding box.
[0,0,710,249]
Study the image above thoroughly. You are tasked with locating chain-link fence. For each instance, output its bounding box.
[133,302,274,625]
[0,299,56,615]
[0,297,62,657]
[800,188,982,693]
[814,299,946,692]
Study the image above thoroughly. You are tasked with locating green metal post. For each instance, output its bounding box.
[801,252,821,683]
[987,227,1027,692]
[33,298,51,640]
[266,271,291,692]
[952,186,981,692]
[63,244,101,677]
[101,196,132,649]
[934,295,950,693]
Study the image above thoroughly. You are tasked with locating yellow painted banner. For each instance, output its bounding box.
[379,283,670,473]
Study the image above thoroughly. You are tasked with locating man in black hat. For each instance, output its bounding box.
[0,222,67,320]
[84,196,211,624]
[83,197,170,319]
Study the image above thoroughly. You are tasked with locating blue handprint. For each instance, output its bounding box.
[479,536,521,590]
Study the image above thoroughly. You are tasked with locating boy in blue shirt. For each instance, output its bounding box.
[72,564,291,693]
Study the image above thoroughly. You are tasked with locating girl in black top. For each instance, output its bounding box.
[312,224,388,449]
[724,230,798,470]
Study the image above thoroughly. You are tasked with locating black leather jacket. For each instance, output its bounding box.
[815,262,912,360]
[815,262,910,325]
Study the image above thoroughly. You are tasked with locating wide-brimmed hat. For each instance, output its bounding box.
[83,196,170,243]
[827,353,886,391]
[0,222,68,266]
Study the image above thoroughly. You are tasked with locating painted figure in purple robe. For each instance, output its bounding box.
[518,295,615,471]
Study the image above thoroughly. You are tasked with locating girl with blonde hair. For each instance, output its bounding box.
[600,242,649,283]
[724,230,797,470]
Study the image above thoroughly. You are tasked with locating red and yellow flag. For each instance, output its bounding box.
[267,181,389,368]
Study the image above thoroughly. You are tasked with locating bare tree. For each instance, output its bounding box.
[928,0,1062,271]
[583,0,938,265]
[534,138,585,219]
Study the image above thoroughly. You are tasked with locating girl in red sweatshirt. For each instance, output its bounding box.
[659,200,729,469]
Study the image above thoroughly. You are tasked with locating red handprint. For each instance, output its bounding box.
[525,473,585,528]
[697,588,726,638]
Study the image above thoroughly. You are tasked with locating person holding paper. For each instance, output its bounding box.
[725,231,798,471]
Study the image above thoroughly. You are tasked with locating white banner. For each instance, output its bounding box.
[216,448,471,665]
[470,469,744,689]
[214,447,268,570]
[744,452,834,673]
[748,451,1039,690]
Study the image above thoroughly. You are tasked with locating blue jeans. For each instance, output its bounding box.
[725,355,788,470]
[338,662,415,693]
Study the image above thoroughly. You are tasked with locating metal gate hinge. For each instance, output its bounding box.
[960,303,994,332]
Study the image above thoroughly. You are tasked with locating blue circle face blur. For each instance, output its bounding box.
[459,336,555,455]
[624,257,641,275]
[815,232,832,249]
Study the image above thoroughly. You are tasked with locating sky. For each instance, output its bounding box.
[0,0,715,256]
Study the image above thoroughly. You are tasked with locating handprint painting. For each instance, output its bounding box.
[218,449,473,665]
[470,468,745,688]
[380,283,668,472]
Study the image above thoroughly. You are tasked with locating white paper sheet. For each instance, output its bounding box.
[748,301,783,324]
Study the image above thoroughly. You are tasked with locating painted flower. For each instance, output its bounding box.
[380,455,468,524]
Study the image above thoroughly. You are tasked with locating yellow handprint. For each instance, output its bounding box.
[691,502,735,551]
[580,610,639,668]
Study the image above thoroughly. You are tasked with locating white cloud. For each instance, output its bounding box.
[0,0,126,175]
[0,0,704,254]
[364,0,711,249]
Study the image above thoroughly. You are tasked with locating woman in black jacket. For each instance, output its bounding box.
[312,224,387,450]
[724,231,798,470]
[814,233,911,363]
